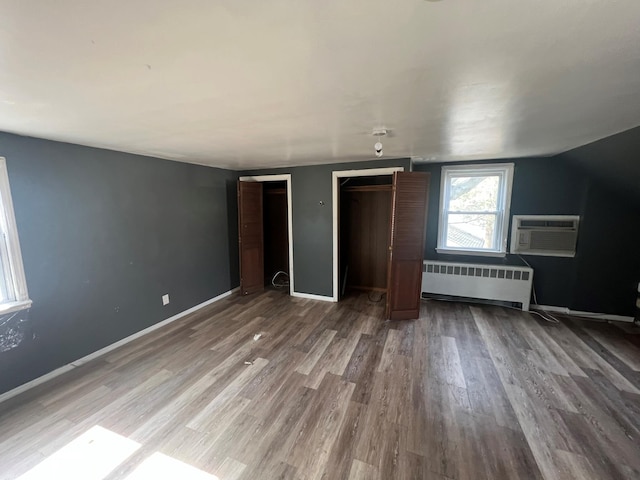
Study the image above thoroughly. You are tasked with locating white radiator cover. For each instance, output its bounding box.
[422,261,533,311]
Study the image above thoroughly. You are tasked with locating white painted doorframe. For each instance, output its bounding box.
[239,174,294,295]
[331,167,405,302]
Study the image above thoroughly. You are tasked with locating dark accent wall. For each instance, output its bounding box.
[414,155,640,316]
[242,158,411,297]
[560,125,640,208]
[556,124,640,315]
[0,132,239,395]
[570,181,640,315]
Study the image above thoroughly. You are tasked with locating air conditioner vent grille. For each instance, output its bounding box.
[520,219,576,229]
[529,231,576,251]
[510,215,579,257]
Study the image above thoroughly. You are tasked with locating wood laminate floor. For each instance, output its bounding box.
[2,290,640,480]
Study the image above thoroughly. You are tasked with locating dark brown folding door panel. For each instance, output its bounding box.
[386,172,430,320]
[238,181,264,295]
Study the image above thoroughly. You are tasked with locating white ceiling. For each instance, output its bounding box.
[1,1,639,170]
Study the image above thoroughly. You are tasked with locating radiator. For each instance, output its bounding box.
[421,261,533,311]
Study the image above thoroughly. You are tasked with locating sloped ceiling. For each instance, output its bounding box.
[1,1,640,169]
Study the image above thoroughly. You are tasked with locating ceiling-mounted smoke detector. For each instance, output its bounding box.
[372,128,387,157]
[374,142,383,157]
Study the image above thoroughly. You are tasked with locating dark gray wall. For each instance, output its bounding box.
[5,122,637,395]
[0,132,239,395]
[560,125,640,208]
[570,181,640,315]
[415,155,640,316]
[245,153,638,315]
[242,158,411,297]
[556,125,640,315]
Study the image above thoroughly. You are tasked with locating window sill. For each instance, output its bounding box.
[0,300,32,315]
[436,248,506,258]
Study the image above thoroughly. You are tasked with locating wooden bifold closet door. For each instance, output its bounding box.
[385,172,430,320]
[238,181,264,295]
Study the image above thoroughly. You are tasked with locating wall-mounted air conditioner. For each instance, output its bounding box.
[510,215,579,257]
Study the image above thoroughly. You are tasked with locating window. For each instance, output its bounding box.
[437,163,514,257]
[0,157,30,313]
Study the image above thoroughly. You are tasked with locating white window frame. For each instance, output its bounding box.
[0,157,31,314]
[437,163,514,257]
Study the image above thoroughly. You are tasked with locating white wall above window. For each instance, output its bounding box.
[0,157,31,314]
[437,163,514,257]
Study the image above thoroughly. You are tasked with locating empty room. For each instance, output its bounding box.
[1,1,640,479]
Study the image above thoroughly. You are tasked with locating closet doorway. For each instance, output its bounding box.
[339,175,392,299]
[263,181,289,289]
[238,175,294,295]
[332,167,403,303]
[332,168,430,320]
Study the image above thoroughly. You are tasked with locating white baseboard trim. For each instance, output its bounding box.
[533,305,634,323]
[0,287,239,406]
[291,291,336,303]
[0,364,76,407]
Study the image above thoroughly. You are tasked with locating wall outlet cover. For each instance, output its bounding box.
[162,294,170,306]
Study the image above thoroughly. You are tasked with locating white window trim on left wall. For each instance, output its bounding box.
[0,157,31,314]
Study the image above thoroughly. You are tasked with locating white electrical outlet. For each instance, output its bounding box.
[162,294,170,306]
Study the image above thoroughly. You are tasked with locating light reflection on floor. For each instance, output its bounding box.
[16,425,219,480]
[124,452,218,480]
